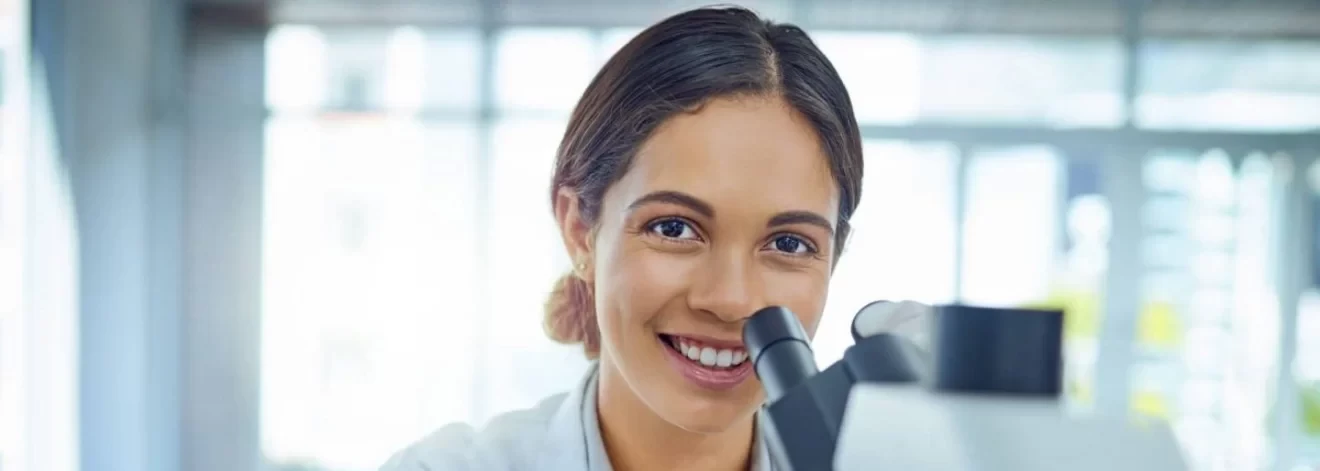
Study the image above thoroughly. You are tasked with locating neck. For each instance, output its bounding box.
[595,357,757,471]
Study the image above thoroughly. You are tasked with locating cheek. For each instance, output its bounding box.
[594,238,692,333]
[767,272,831,338]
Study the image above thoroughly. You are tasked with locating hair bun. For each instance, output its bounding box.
[543,271,602,358]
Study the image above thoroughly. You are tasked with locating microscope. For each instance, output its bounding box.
[742,302,1188,471]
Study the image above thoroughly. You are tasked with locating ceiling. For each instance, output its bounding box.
[189,0,1320,38]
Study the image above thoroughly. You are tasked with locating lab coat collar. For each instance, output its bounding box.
[534,362,775,470]
[535,361,594,470]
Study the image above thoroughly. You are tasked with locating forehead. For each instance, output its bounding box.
[619,96,839,220]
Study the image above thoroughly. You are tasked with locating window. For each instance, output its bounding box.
[262,26,488,470]
[262,115,483,470]
[265,25,328,111]
[480,116,587,423]
[494,28,595,114]
[960,146,1063,306]
[917,37,1124,127]
[476,27,603,423]
[263,25,603,469]
[418,30,483,111]
[812,33,1124,127]
[815,140,958,365]
[811,33,923,124]
[1130,150,1285,471]
[1138,40,1320,131]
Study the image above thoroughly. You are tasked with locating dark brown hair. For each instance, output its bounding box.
[544,6,864,358]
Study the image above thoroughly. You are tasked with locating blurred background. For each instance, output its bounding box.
[3,0,1320,470]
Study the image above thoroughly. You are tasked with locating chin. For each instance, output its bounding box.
[655,377,763,434]
[665,396,757,434]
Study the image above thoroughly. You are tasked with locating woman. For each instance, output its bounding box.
[383,6,864,470]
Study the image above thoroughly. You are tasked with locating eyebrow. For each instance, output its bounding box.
[768,211,835,237]
[627,190,835,236]
[627,190,716,218]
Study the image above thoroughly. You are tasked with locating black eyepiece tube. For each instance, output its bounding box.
[743,306,819,402]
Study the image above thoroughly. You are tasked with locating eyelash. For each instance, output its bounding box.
[643,218,819,256]
[645,218,702,244]
[766,232,819,256]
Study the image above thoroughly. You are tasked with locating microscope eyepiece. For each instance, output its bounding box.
[743,306,818,402]
[932,305,1063,396]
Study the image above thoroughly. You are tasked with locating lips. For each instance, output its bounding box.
[658,334,755,391]
[660,334,749,368]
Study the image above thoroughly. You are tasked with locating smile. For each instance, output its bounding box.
[661,334,749,368]
[658,334,755,390]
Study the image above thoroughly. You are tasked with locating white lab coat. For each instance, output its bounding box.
[378,362,776,470]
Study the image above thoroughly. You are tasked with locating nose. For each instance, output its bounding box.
[687,250,765,323]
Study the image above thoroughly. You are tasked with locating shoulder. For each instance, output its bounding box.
[377,393,570,471]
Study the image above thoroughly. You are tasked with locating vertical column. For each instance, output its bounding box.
[181,17,267,471]
[1102,5,1145,414]
[146,0,187,469]
[470,0,498,424]
[1119,0,1143,130]
[951,144,969,303]
[60,0,186,469]
[1094,149,1144,418]
[1271,153,1316,471]
[67,0,153,465]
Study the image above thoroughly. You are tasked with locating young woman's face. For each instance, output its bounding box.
[567,95,840,433]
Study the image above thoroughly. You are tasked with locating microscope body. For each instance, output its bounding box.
[744,303,1188,471]
[834,385,1187,470]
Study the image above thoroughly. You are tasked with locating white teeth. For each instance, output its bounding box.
[699,347,717,366]
[716,349,733,367]
[670,337,747,369]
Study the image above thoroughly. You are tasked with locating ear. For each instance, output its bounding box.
[554,186,595,282]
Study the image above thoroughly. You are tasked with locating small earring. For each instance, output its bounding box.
[575,261,587,273]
